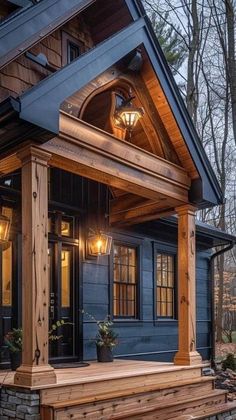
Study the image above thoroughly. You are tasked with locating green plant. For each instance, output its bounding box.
[222,353,236,371]
[96,318,118,348]
[49,319,69,341]
[81,310,118,349]
[4,328,22,353]
[3,320,70,353]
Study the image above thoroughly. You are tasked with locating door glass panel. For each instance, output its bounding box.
[61,218,73,237]
[2,242,12,306]
[61,249,71,308]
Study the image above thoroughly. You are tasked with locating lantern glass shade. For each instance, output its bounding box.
[87,233,112,256]
[0,214,11,243]
[118,107,144,130]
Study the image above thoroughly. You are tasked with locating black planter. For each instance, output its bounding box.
[10,352,22,371]
[96,345,113,362]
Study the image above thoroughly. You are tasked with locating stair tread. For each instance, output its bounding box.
[44,376,215,409]
[114,389,227,419]
[174,400,236,419]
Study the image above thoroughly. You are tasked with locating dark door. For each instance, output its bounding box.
[48,212,80,363]
[0,206,20,368]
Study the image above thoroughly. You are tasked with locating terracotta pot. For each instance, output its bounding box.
[10,352,22,371]
[96,345,113,362]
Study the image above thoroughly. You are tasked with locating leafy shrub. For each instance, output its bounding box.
[222,353,236,371]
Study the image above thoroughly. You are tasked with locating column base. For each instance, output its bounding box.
[174,351,202,366]
[14,364,57,387]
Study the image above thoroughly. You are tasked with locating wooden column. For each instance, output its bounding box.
[174,205,202,366]
[14,146,56,387]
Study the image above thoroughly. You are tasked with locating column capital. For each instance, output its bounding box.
[17,145,51,167]
[175,204,198,216]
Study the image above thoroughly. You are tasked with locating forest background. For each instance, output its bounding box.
[142,0,236,345]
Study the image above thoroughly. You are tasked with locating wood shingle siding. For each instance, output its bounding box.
[0,15,93,101]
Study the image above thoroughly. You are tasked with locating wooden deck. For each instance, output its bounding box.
[0,359,205,390]
[1,359,236,419]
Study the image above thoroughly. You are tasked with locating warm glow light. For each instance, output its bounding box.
[0,213,11,243]
[87,233,112,257]
[118,108,144,130]
[115,97,144,136]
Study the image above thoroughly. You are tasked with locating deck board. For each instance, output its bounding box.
[0,359,207,390]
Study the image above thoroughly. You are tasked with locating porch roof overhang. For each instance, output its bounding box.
[132,216,236,250]
[10,18,222,209]
[0,0,95,69]
[0,9,222,210]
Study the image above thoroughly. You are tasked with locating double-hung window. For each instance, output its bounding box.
[113,243,138,318]
[156,253,176,319]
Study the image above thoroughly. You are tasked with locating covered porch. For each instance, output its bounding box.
[0,132,202,388]
[1,359,230,419]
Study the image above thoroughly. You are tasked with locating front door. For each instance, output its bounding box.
[48,211,80,362]
[0,206,20,368]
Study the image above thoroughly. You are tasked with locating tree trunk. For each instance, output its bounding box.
[225,0,236,147]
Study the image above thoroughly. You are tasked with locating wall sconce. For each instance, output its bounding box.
[87,231,112,257]
[115,94,144,137]
[0,212,11,244]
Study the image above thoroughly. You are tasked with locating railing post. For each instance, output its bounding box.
[14,146,56,386]
[174,205,202,366]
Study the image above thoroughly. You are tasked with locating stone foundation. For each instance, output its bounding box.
[0,387,40,420]
[203,411,236,420]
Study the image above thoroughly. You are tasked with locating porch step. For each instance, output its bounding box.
[40,362,205,406]
[41,377,218,420]
[174,401,236,419]
[119,390,227,419]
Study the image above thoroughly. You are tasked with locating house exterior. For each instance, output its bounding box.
[0,0,236,418]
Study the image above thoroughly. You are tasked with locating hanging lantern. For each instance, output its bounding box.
[0,212,11,244]
[115,94,144,134]
[87,232,112,257]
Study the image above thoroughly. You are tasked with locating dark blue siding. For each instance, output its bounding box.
[82,234,212,362]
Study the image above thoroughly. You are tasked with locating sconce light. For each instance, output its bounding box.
[0,212,11,244]
[115,94,144,136]
[87,231,112,257]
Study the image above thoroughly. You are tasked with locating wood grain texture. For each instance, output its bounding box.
[174,205,202,366]
[41,380,216,419]
[141,55,199,180]
[55,112,190,202]
[14,146,56,387]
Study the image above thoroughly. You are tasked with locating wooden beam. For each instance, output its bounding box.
[39,112,190,203]
[59,112,190,189]
[41,137,189,204]
[0,153,21,175]
[174,205,202,366]
[14,146,56,387]
[110,193,177,225]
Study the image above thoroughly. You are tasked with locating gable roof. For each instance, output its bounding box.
[0,0,95,69]
[0,0,223,209]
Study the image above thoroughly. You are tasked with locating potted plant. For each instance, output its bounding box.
[95,317,118,362]
[4,328,22,371]
[80,310,119,362]
[4,320,69,371]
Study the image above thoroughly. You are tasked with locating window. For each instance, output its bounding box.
[62,32,85,66]
[156,253,176,318]
[113,244,137,318]
[68,42,80,63]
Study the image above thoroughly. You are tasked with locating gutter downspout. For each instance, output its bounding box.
[210,240,235,368]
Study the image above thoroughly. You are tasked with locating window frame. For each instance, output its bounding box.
[153,243,177,322]
[62,31,85,66]
[110,236,142,322]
